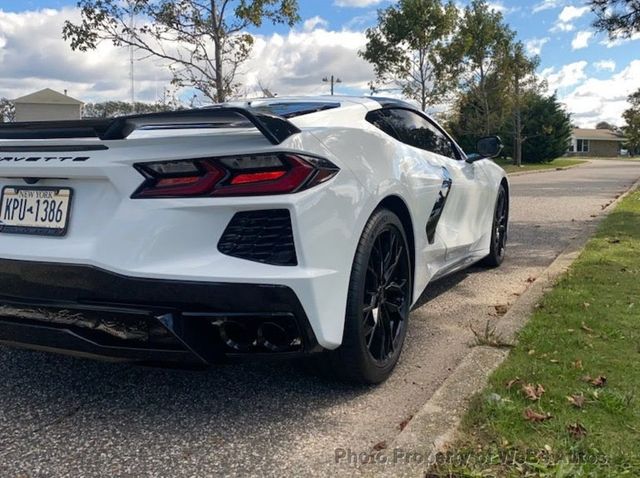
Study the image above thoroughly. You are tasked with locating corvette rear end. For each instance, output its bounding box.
[0,97,509,383]
[0,105,359,366]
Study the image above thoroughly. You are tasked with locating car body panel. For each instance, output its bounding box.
[0,96,508,355]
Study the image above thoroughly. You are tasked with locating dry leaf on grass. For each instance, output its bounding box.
[581,322,594,333]
[523,408,552,422]
[567,423,588,439]
[581,375,607,387]
[522,383,545,401]
[567,394,586,408]
[573,359,583,370]
[506,378,522,389]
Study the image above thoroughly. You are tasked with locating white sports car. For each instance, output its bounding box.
[0,96,508,383]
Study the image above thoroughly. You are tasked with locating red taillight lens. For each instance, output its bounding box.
[132,153,339,198]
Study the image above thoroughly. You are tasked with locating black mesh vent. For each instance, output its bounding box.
[218,210,297,266]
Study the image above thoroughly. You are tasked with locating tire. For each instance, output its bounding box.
[482,184,509,268]
[325,208,412,384]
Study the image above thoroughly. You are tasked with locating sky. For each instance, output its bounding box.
[0,0,638,127]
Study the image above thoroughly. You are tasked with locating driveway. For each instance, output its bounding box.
[1,159,639,477]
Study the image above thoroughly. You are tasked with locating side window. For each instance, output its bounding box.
[365,110,400,140]
[368,108,458,160]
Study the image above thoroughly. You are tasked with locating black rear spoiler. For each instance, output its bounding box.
[0,107,301,145]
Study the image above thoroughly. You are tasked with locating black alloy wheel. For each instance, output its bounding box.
[325,208,412,384]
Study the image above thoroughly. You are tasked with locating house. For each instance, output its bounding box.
[568,127,626,157]
[13,88,83,122]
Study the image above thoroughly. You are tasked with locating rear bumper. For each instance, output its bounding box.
[0,258,321,366]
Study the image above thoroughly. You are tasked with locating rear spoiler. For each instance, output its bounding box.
[0,107,301,145]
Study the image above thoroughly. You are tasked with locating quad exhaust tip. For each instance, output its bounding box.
[216,318,302,353]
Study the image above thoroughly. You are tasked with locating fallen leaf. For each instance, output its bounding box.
[581,322,594,333]
[567,394,586,408]
[506,378,522,389]
[399,415,413,432]
[591,376,607,388]
[582,303,591,310]
[494,304,509,316]
[373,441,387,451]
[522,383,545,401]
[526,276,536,283]
[567,423,587,439]
[523,408,552,422]
[573,359,583,370]
[528,349,536,356]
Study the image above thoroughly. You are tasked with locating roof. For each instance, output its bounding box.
[573,128,625,141]
[13,88,83,106]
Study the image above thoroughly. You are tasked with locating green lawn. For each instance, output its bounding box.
[494,158,588,174]
[433,190,640,477]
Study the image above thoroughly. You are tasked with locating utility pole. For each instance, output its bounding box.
[129,7,135,110]
[322,75,342,96]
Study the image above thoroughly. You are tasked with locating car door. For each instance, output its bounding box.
[375,108,492,263]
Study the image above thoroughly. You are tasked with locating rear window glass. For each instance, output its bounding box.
[248,102,340,118]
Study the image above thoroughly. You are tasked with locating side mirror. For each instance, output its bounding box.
[467,136,503,163]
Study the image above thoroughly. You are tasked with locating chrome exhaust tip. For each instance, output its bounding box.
[258,322,296,352]
[219,321,255,352]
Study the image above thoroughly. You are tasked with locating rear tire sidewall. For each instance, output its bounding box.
[338,209,412,384]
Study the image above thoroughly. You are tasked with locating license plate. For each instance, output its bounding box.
[0,187,72,236]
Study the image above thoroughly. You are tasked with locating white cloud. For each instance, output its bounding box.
[486,1,520,14]
[0,8,374,103]
[541,61,588,91]
[552,5,590,32]
[558,5,591,22]
[571,30,593,49]
[525,37,550,55]
[559,60,640,127]
[333,0,385,7]
[532,0,564,13]
[601,31,640,47]
[594,60,616,72]
[302,16,328,32]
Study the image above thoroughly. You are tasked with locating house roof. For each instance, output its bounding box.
[572,128,625,142]
[13,88,83,106]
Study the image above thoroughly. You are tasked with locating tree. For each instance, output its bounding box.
[503,41,539,167]
[449,0,515,136]
[518,93,572,163]
[0,98,15,123]
[360,0,458,111]
[596,121,619,131]
[590,0,640,38]
[82,100,183,118]
[63,0,299,103]
[623,88,640,155]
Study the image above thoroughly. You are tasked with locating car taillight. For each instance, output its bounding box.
[131,153,339,198]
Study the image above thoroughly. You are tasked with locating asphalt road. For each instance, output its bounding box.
[1,160,639,477]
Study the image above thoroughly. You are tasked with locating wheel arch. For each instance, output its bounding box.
[377,195,416,302]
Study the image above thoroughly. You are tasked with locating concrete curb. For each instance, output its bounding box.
[506,160,590,177]
[379,177,640,477]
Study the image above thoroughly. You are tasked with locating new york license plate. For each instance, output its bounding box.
[0,187,72,236]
